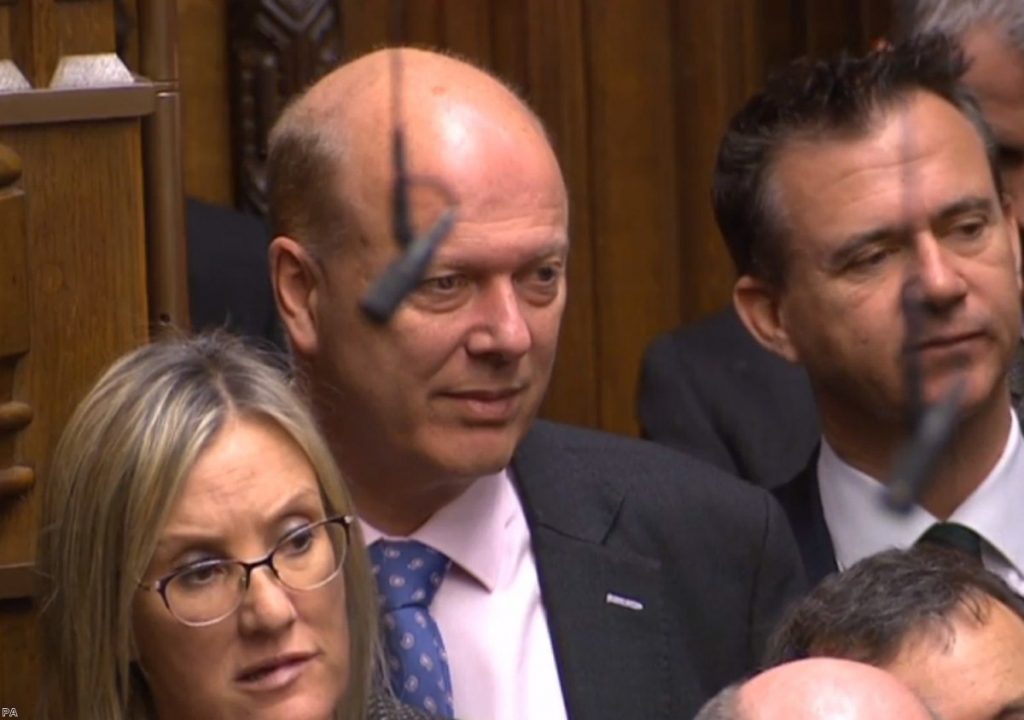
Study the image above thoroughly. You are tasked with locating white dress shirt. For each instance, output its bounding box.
[362,470,569,720]
[818,410,1024,594]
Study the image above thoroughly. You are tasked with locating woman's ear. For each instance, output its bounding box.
[733,274,801,363]
[269,236,322,357]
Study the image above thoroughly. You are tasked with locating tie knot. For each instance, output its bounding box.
[916,522,984,561]
[369,539,451,610]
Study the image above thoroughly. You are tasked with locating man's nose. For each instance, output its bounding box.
[913,235,967,310]
[465,281,532,360]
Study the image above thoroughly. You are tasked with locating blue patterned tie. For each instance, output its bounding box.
[369,539,454,717]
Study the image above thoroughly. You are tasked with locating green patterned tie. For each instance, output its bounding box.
[916,522,984,561]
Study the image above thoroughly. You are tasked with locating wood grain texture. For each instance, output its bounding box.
[526,0,597,429]
[673,1,764,325]
[0,117,148,717]
[0,599,38,717]
[9,0,116,87]
[179,0,233,205]
[0,6,11,62]
[584,0,681,435]
[0,119,149,571]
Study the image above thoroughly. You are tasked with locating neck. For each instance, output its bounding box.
[330,437,476,536]
[821,392,1012,519]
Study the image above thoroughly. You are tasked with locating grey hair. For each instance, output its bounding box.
[693,683,744,720]
[895,0,1024,53]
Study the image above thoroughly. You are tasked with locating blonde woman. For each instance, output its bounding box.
[36,333,433,720]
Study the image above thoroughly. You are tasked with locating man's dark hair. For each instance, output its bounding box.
[713,33,1002,286]
[764,546,1024,667]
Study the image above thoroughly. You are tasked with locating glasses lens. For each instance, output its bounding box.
[165,560,245,626]
[274,519,347,591]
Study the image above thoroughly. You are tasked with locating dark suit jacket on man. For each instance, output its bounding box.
[186,198,284,349]
[512,420,807,720]
[638,306,820,489]
[771,452,839,588]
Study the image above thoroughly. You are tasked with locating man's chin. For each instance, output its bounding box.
[426,426,525,478]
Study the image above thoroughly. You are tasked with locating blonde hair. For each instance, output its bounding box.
[36,333,378,719]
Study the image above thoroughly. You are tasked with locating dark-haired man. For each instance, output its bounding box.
[714,36,1024,588]
[640,0,1024,488]
[266,47,804,720]
[766,547,1024,719]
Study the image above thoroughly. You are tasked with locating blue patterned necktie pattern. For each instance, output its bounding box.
[369,539,454,717]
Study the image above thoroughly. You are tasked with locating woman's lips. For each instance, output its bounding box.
[236,652,316,692]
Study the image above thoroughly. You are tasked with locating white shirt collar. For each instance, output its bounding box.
[359,470,518,593]
[818,411,1024,589]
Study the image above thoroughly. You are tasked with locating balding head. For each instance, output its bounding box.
[696,659,934,720]
[267,48,569,534]
[268,47,563,257]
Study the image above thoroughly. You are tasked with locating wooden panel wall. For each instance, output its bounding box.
[0,0,168,713]
[179,0,891,437]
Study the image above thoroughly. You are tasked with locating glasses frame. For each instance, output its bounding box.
[139,514,353,628]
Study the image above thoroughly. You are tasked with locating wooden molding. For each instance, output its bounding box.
[0,402,32,432]
[0,82,157,127]
[0,465,34,499]
[0,563,36,601]
[0,144,22,186]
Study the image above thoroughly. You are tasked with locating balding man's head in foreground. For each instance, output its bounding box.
[695,659,935,720]
[268,48,569,534]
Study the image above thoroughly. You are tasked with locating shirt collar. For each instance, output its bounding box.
[818,410,1024,578]
[359,469,518,593]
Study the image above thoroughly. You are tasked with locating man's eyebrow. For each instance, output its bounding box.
[826,227,899,272]
[431,238,570,270]
[825,196,996,272]
[932,195,995,224]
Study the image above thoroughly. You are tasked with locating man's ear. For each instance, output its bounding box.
[269,236,321,356]
[733,274,801,363]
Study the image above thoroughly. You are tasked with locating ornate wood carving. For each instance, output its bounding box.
[229,0,345,215]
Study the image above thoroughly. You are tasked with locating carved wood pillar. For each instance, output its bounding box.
[228,0,345,214]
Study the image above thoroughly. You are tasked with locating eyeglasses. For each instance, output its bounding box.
[139,515,353,627]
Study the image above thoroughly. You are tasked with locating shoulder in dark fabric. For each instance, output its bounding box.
[185,197,285,350]
[637,305,819,489]
[511,420,807,720]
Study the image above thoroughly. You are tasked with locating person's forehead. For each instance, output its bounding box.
[885,600,1024,710]
[772,95,993,228]
[172,418,320,519]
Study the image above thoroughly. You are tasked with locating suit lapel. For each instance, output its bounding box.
[773,449,839,586]
[1010,338,1024,425]
[511,423,681,720]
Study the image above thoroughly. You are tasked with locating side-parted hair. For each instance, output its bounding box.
[36,333,378,720]
[764,545,1024,667]
[713,33,1002,286]
[266,93,354,260]
[893,0,1024,54]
